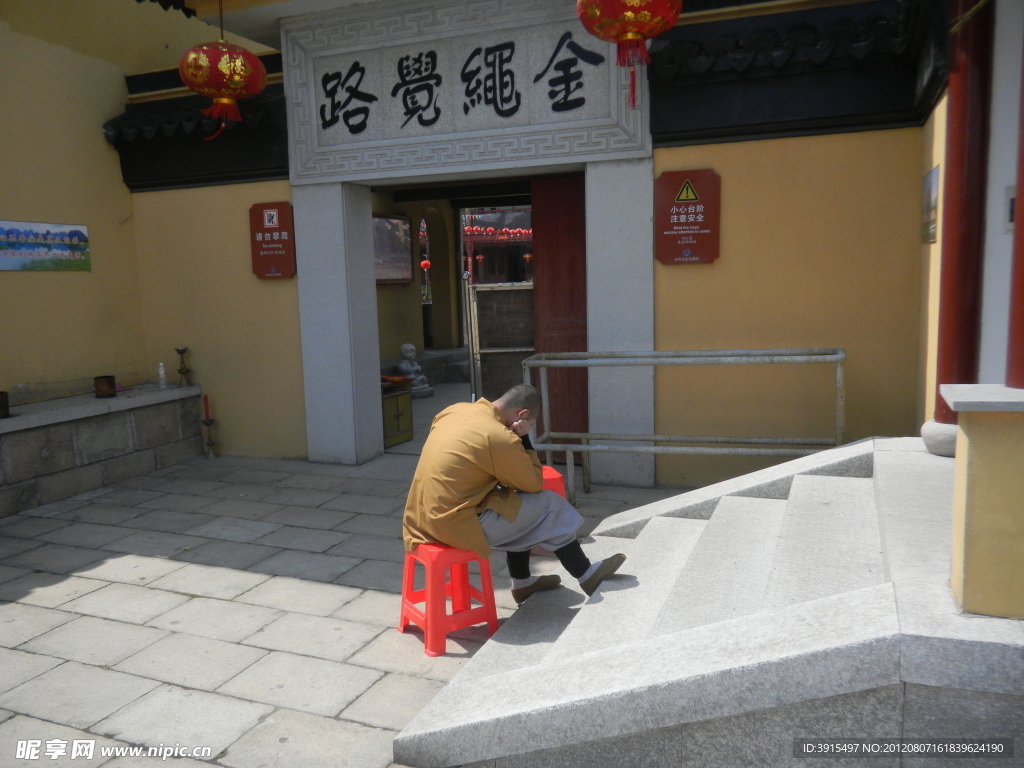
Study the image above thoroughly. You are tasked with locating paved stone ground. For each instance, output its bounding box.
[0,383,682,768]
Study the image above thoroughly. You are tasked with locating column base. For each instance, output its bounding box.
[921,419,958,457]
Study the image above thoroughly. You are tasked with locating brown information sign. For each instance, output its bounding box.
[654,169,721,265]
[249,202,296,279]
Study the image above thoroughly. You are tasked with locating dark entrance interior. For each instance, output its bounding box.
[376,174,589,438]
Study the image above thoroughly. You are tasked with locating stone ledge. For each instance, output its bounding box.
[940,383,1024,413]
[0,384,203,435]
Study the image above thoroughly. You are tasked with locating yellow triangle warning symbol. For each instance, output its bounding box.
[676,180,699,202]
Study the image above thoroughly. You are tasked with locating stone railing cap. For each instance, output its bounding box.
[940,383,1024,413]
[0,384,202,435]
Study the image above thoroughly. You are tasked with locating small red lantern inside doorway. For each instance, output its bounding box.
[577,0,682,108]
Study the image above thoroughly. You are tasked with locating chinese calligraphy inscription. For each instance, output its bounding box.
[534,31,606,112]
[320,63,378,134]
[313,25,614,146]
[461,43,521,118]
[393,51,442,127]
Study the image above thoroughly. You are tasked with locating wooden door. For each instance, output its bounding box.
[531,175,588,440]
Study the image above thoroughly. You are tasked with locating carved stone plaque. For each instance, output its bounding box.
[282,0,651,184]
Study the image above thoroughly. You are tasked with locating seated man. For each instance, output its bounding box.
[403,383,625,604]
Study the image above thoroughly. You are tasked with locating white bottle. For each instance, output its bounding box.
[158,362,167,389]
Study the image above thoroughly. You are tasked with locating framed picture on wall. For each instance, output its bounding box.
[373,215,413,284]
[0,220,90,271]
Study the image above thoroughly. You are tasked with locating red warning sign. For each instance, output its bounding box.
[249,202,296,279]
[655,169,721,265]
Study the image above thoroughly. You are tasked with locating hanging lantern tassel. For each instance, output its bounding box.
[617,34,651,108]
[577,0,682,109]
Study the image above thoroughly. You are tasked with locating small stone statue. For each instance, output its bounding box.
[397,343,433,398]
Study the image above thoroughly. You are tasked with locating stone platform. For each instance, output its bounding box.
[395,438,1024,768]
[0,386,204,518]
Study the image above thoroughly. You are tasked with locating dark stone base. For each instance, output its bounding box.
[0,397,202,518]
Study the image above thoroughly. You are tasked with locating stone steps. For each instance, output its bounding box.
[545,516,706,662]
[591,440,874,539]
[651,496,786,636]
[453,535,639,685]
[763,474,883,609]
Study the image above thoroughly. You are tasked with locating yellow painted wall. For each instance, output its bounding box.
[654,129,923,487]
[951,412,1024,619]
[131,181,305,458]
[0,2,269,405]
[0,19,149,403]
[0,0,271,74]
[919,95,948,426]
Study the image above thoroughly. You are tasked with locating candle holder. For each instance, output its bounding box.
[201,418,216,459]
[175,347,190,387]
[93,375,116,399]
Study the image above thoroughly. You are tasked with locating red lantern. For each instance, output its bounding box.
[486,227,495,234]
[577,0,682,108]
[523,253,533,263]
[420,259,431,270]
[475,254,485,263]
[179,41,267,126]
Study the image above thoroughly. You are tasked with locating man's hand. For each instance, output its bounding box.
[510,418,533,437]
[510,409,536,437]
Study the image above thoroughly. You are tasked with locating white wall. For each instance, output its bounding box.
[978,0,1023,383]
[293,182,384,464]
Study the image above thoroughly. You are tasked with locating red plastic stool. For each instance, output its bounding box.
[542,465,567,498]
[398,543,499,657]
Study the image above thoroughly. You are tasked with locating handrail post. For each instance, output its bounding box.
[835,360,846,446]
[540,366,552,467]
[566,449,576,506]
[581,437,592,493]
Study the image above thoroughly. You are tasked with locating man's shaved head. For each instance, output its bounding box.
[497,384,541,416]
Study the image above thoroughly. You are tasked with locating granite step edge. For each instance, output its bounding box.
[650,495,788,636]
[395,582,900,768]
[762,474,883,611]
[545,516,707,663]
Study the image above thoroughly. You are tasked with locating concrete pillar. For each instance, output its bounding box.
[585,158,655,487]
[943,384,1024,619]
[292,182,384,464]
[1007,2,1024,389]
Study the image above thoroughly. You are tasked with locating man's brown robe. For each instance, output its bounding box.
[403,398,543,558]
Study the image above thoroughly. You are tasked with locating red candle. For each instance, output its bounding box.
[203,394,211,421]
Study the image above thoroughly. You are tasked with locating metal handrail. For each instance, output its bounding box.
[522,348,846,504]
